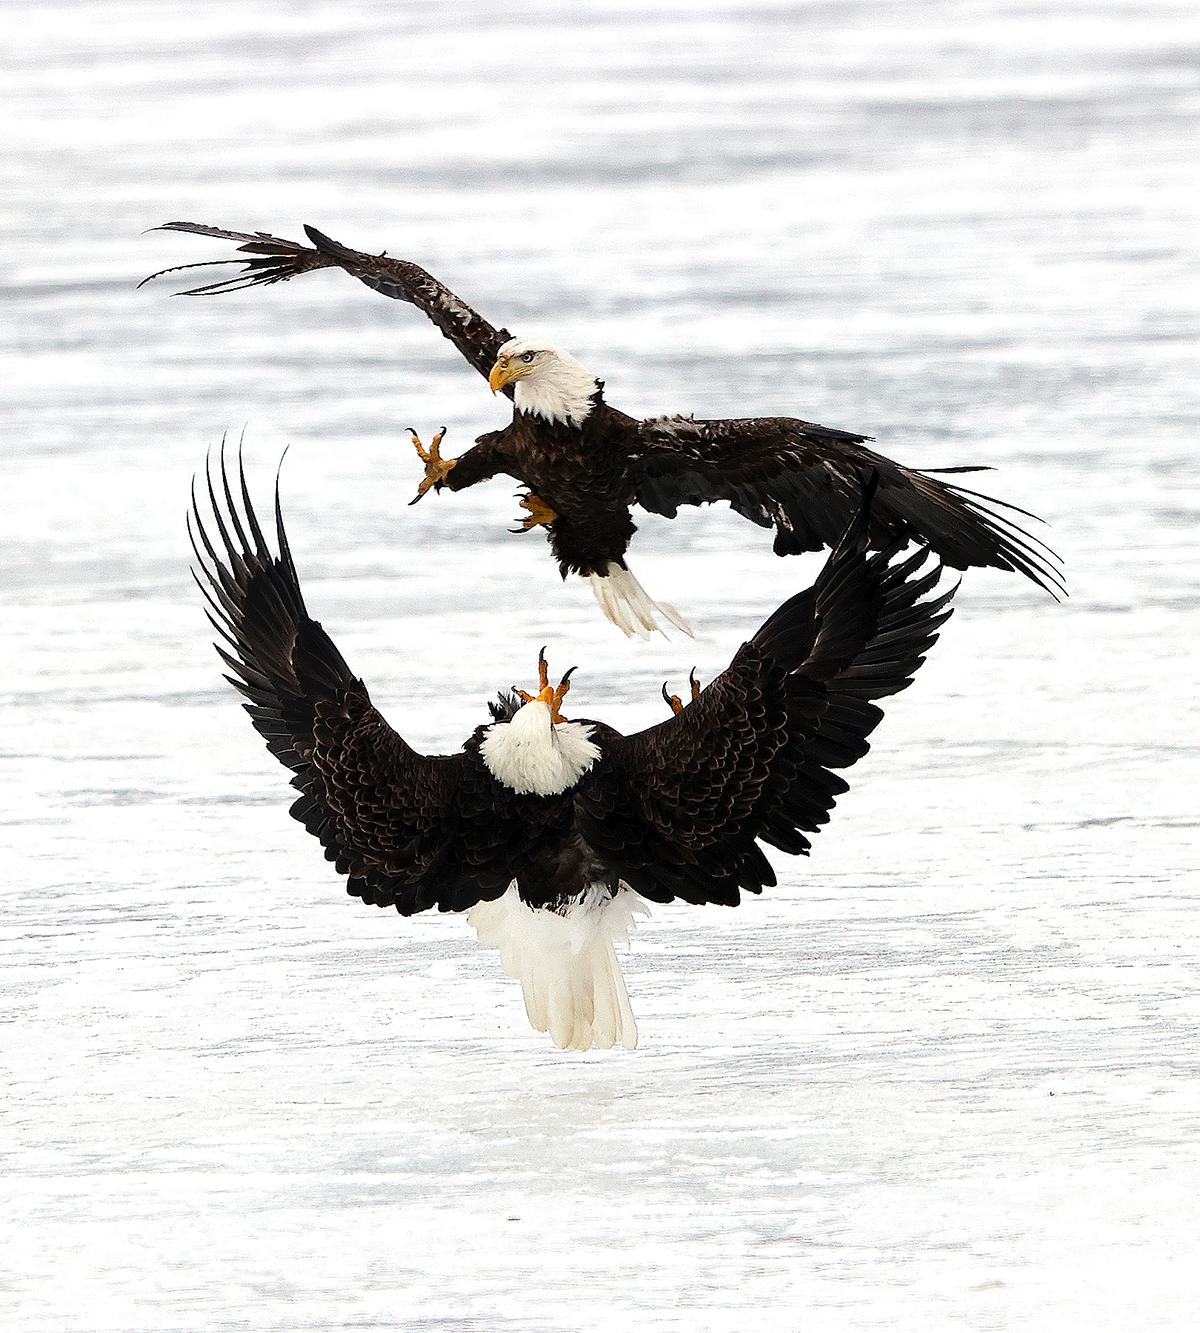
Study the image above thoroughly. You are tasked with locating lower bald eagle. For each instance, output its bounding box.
[193,452,955,1050]
[150,221,1061,637]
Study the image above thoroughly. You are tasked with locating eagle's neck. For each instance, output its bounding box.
[514,355,601,428]
[480,701,600,796]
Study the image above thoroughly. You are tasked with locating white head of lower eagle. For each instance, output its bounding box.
[480,697,600,796]
[489,336,600,428]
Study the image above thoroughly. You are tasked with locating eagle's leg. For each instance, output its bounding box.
[515,649,576,723]
[510,492,558,533]
[661,669,703,716]
[407,427,457,504]
[515,649,552,703]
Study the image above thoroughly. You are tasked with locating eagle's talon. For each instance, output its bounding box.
[515,649,575,723]
[511,492,558,532]
[663,671,702,716]
[408,427,456,504]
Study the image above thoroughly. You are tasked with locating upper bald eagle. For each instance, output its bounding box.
[150,221,1061,636]
[193,451,954,1050]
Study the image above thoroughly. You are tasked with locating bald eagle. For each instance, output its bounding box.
[150,222,1058,635]
[193,452,955,1050]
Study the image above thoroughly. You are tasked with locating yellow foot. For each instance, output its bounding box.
[510,492,558,533]
[407,427,457,505]
[661,670,702,716]
[515,648,577,724]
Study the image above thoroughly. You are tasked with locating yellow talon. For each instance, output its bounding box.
[510,492,558,533]
[515,647,576,723]
[662,670,702,716]
[408,427,457,505]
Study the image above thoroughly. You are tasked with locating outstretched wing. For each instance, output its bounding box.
[577,499,955,907]
[143,222,513,389]
[631,414,1063,595]
[191,449,524,915]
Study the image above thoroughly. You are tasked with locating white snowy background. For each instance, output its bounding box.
[3,1,1198,1329]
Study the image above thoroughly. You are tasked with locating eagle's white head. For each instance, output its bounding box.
[479,655,600,795]
[488,336,600,427]
[480,699,600,796]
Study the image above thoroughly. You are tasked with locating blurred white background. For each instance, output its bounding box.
[3,2,1198,1330]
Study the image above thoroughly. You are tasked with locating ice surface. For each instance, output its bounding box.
[2,1,1199,1329]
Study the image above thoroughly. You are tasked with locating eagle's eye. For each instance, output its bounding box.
[521,352,534,363]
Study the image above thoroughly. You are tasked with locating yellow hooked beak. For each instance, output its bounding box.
[489,355,526,394]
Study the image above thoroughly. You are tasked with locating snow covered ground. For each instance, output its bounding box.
[3,2,1198,1328]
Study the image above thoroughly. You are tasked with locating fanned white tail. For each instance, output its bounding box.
[586,562,693,640]
[468,884,650,1050]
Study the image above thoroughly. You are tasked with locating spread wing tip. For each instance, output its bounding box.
[140,222,327,294]
[938,483,1066,598]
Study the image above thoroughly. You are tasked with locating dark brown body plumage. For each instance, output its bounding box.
[149,222,1063,594]
[192,454,955,917]
[449,398,641,576]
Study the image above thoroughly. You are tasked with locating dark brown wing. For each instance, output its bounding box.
[143,222,513,389]
[190,447,526,916]
[631,414,1063,595]
[576,498,955,907]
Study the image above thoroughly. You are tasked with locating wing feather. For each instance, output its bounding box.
[632,414,1063,595]
[580,498,956,905]
[191,445,521,915]
[144,222,513,389]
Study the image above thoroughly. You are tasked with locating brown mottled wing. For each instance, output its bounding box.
[191,449,523,916]
[576,501,955,907]
[142,222,514,390]
[631,414,1062,595]
[580,642,805,907]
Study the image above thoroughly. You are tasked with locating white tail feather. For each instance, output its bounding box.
[468,885,650,1050]
[586,563,693,639]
